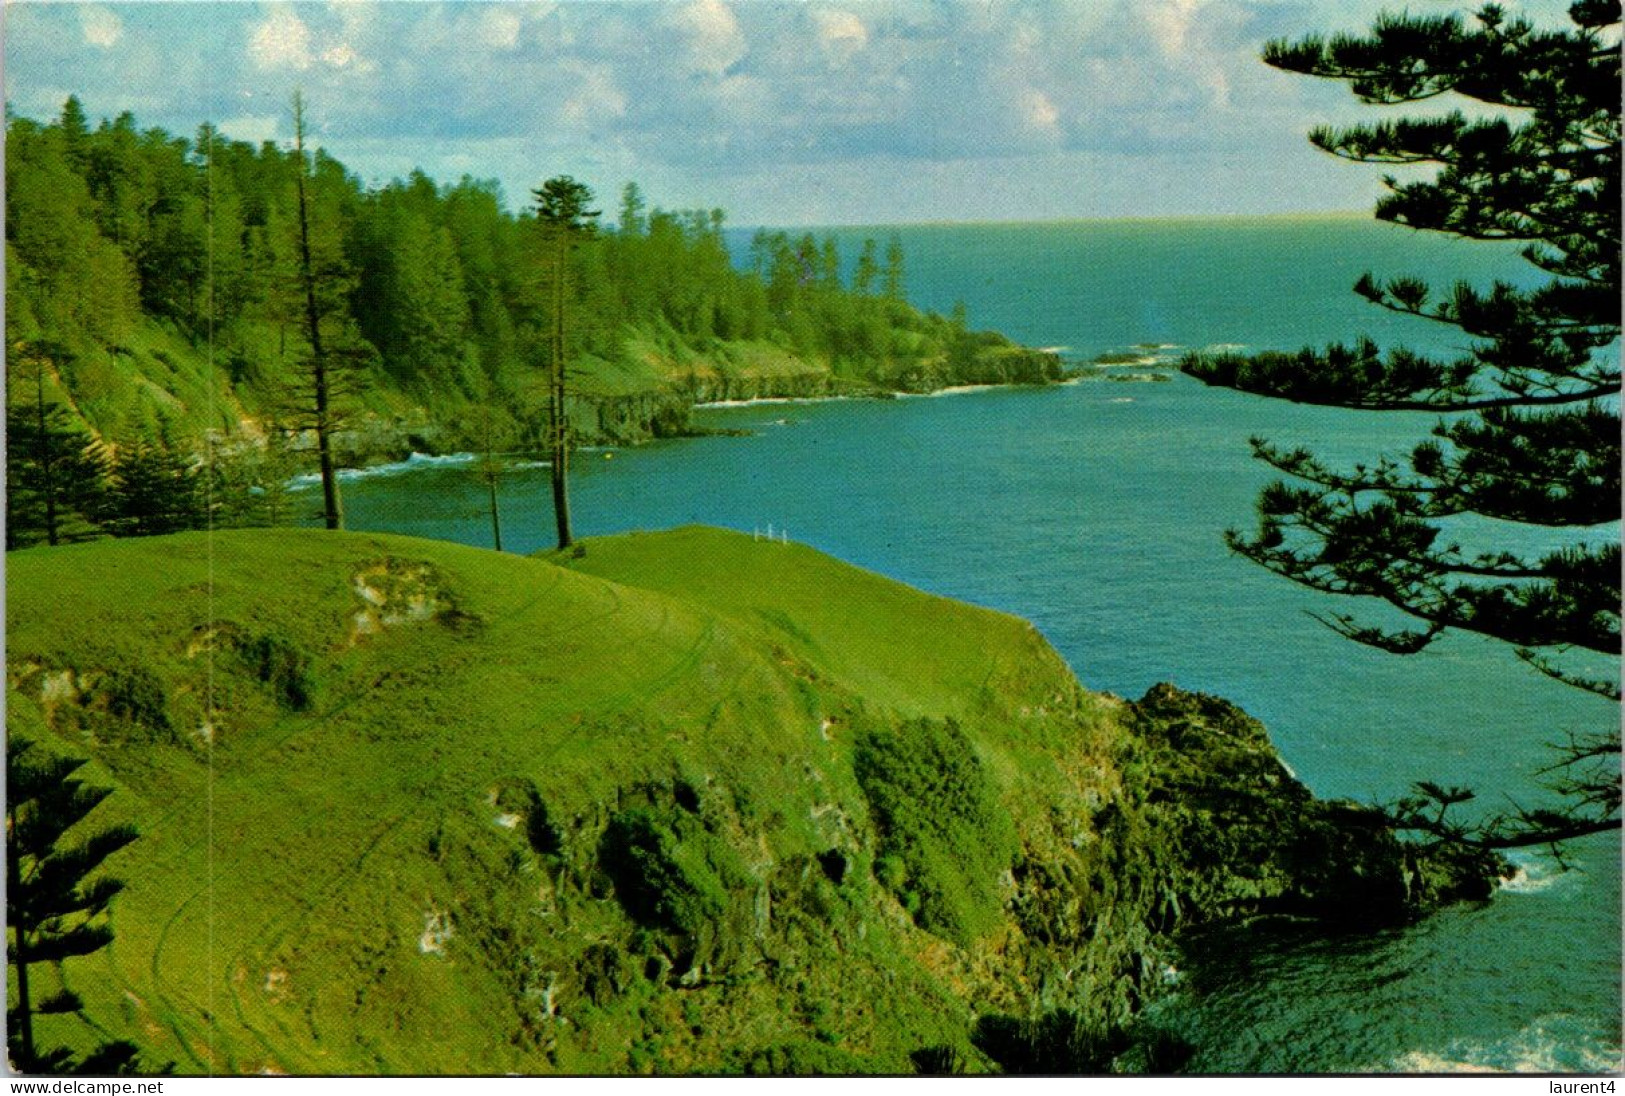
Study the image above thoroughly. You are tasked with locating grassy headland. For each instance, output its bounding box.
[6,527,1502,1074]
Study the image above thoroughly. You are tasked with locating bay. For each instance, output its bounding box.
[309,216,1621,1073]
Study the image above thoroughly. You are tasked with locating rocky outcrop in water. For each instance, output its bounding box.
[966,683,1509,1073]
[1123,683,1509,930]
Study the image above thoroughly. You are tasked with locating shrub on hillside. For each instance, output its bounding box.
[971,1009,1128,1074]
[741,1040,879,1075]
[853,717,1016,946]
[101,665,173,741]
[598,806,749,938]
[239,633,315,711]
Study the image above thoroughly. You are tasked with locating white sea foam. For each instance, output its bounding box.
[287,451,476,490]
[1497,849,1569,895]
[1385,1016,1622,1074]
[341,452,476,479]
[1092,355,1167,367]
[694,395,854,409]
[895,384,1000,399]
[1385,1051,1501,1074]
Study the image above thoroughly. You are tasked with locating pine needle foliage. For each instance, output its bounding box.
[1182,2,1621,847]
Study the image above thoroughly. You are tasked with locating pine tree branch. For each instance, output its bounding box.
[1246,436,1610,546]
[1184,347,1617,412]
[1228,0,1623,857]
[1514,648,1622,700]
[1229,504,1620,655]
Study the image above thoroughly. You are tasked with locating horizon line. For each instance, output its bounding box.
[733,209,1374,232]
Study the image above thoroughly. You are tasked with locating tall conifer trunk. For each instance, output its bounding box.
[487,475,504,552]
[551,230,572,549]
[478,404,505,552]
[532,176,597,551]
[293,92,343,531]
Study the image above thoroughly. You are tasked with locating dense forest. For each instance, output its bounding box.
[5,96,1060,548]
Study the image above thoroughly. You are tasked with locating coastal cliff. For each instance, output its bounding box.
[5,526,1503,1074]
[402,332,1065,454]
[300,335,1065,463]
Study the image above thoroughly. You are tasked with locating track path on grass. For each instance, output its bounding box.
[102,553,745,1072]
[104,558,571,1069]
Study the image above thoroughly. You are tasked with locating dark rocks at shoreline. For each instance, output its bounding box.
[1124,683,1509,931]
[294,354,1066,470]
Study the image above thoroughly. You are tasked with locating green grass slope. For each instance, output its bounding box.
[561,526,1073,719]
[8,527,1135,1074]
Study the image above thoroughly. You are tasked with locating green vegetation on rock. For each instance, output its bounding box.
[854,717,1016,945]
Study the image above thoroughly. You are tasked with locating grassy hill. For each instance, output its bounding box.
[7,527,1116,1073]
[5,528,1501,1074]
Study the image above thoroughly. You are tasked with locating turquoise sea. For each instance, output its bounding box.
[305,216,1622,1073]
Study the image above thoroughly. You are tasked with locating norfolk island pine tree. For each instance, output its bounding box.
[1181,1,1620,847]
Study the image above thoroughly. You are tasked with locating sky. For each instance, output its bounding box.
[0,0,1530,225]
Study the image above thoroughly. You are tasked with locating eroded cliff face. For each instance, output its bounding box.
[309,345,1068,461]
[388,683,1509,1074]
[873,683,1511,1074]
[561,342,1066,445]
[1121,684,1506,928]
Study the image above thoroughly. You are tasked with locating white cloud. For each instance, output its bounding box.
[1,0,1400,222]
[558,64,628,128]
[1020,88,1061,134]
[218,114,281,144]
[666,0,746,77]
[1143,0,1210,58]
[709,72,775,129]
[80,6,122,49]
[323,43,359,68]
[812,9,868,66]
[327,0,372,39]
[249,7,313,70]
[247,5,369,74]
[479,8,523,50]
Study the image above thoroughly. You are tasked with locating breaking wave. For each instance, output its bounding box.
[288,452,476,490]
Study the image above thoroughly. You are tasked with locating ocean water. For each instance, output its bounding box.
[309,216,1621,1073]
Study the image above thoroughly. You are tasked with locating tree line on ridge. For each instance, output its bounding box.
[6,94,969,549]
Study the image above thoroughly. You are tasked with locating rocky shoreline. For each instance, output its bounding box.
[1124,683,1507,930]
[315,345,1068,468]
[968,682,1510,1073]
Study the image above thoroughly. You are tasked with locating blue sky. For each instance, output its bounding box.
[3,0,1487,224]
